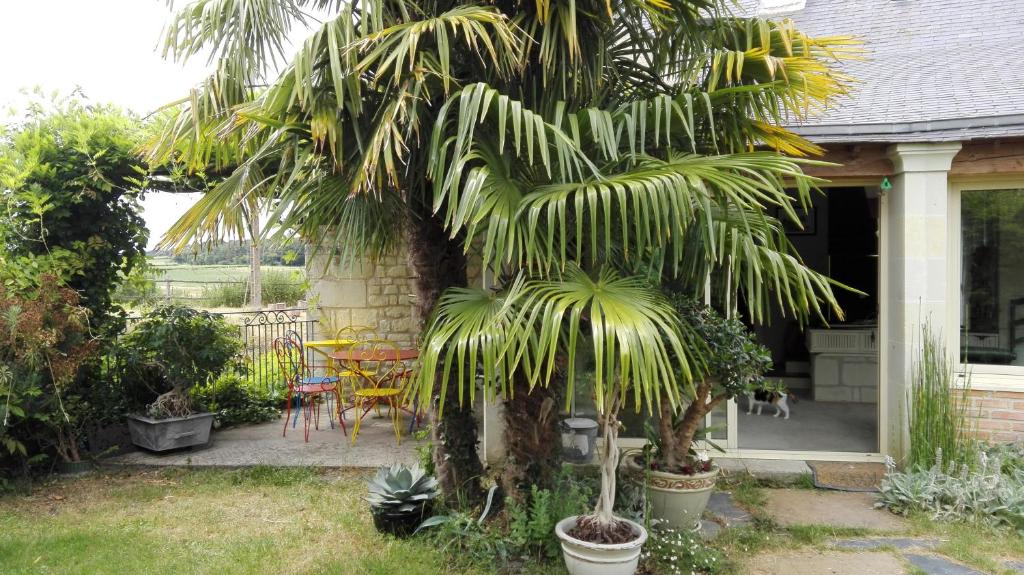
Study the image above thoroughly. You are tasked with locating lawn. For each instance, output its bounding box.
[3,469,1021,575]
[0,467,483,575]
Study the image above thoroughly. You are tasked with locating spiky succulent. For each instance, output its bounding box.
[365,464,439,514]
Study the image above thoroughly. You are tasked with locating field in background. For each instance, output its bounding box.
[140,256,308,309]
[148,256,303,283]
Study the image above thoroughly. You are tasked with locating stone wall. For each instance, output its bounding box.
[965,389,1024,443]
[306,249,420,347]
[306,241,484,348]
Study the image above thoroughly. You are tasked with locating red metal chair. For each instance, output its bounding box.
[273,331,346,441]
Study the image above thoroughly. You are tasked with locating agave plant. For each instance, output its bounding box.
[366,463,440,516]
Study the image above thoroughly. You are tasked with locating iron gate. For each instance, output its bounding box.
[229,308,319,393]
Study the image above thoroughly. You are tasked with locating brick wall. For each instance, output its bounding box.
[965,389,1024,443]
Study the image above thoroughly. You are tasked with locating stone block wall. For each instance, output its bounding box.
[811,354,879,403]
[306,249,420,348]
[306,240,484,349]
[965,389,1024,443]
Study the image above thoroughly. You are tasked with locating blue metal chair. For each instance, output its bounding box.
[273,331,345,441]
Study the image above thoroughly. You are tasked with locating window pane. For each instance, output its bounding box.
[961,189,1024,367]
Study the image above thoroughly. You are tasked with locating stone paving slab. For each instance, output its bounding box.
[745,550,908,575]
[107,415,422,468]
[699,519,723,541]
[904,554,986,575]
[743,459,813,481]
[1006,560,1024,574]
[764,489,905,530]
[717,458,812,481]
[834,537,939,551]
[706,491,753,527]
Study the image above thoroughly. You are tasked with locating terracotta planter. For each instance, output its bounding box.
[554,515,648,575]
[623,452,719,531]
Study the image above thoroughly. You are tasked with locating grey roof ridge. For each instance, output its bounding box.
[788,113,1024,137]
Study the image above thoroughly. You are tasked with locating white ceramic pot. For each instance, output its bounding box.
[554,515,648,575]
[623,452,719,531]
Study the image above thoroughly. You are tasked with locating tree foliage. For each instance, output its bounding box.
[0,94,149,335]
[147,0,858,519]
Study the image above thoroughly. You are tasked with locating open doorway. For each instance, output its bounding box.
[738,187,880,453]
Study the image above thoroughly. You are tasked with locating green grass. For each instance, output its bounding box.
[5,471,1023,575]
[0,468,485,575]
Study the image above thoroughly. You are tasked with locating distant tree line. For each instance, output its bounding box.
[152,240,305,266]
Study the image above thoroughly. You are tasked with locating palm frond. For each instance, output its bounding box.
[417,266,692,415]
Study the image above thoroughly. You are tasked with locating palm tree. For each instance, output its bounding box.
[146,0,856,511]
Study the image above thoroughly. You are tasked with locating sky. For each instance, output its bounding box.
[0,1,211,249]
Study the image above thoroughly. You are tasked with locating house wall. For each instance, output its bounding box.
[306,247,420,348]
[823,140,1024,458]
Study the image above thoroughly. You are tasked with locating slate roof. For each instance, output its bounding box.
[736,0,1024,143]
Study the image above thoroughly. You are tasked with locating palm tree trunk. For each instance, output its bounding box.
[500,372,563,502]
[594,408,620,525]
[407,201,485,506]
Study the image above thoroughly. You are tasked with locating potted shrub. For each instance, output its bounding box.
[623,295,771,530]
[121,306,241,452]
[365,463,439,537]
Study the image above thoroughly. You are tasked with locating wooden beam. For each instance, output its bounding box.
[951,139,1024,176]
[800,139,1024,180]
[802,144,893,180]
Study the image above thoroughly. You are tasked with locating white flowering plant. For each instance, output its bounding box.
[639,526,726,575]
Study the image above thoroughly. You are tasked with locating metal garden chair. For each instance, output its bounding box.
[273,331,345,441]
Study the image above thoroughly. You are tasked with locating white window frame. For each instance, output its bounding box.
[949,178,1024,390]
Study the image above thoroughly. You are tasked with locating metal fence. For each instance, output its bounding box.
[231,308,319,392]
[115,307,320,394]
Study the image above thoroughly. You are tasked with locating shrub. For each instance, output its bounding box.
[646,292,772,472]
[880,448,1024,534]
[0,275,96,464]
[190,373,281,428]
[908,324,974,472]
[118,306,242,418]
[506,471,594,560]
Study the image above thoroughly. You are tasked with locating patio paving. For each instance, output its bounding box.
[745,549,909,575]
[108,414,423,468]
[763,488,906,530]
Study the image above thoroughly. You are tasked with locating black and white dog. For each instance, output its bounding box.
[745,390,792,420]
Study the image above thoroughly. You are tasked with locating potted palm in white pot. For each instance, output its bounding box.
[623,294,772,531]
[417,268,694,575]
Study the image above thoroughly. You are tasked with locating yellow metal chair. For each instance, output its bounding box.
[346,339,405,444]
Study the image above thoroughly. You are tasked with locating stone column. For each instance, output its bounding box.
[882,142,961,459]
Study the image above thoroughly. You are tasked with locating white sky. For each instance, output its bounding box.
[0,1,211,249]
